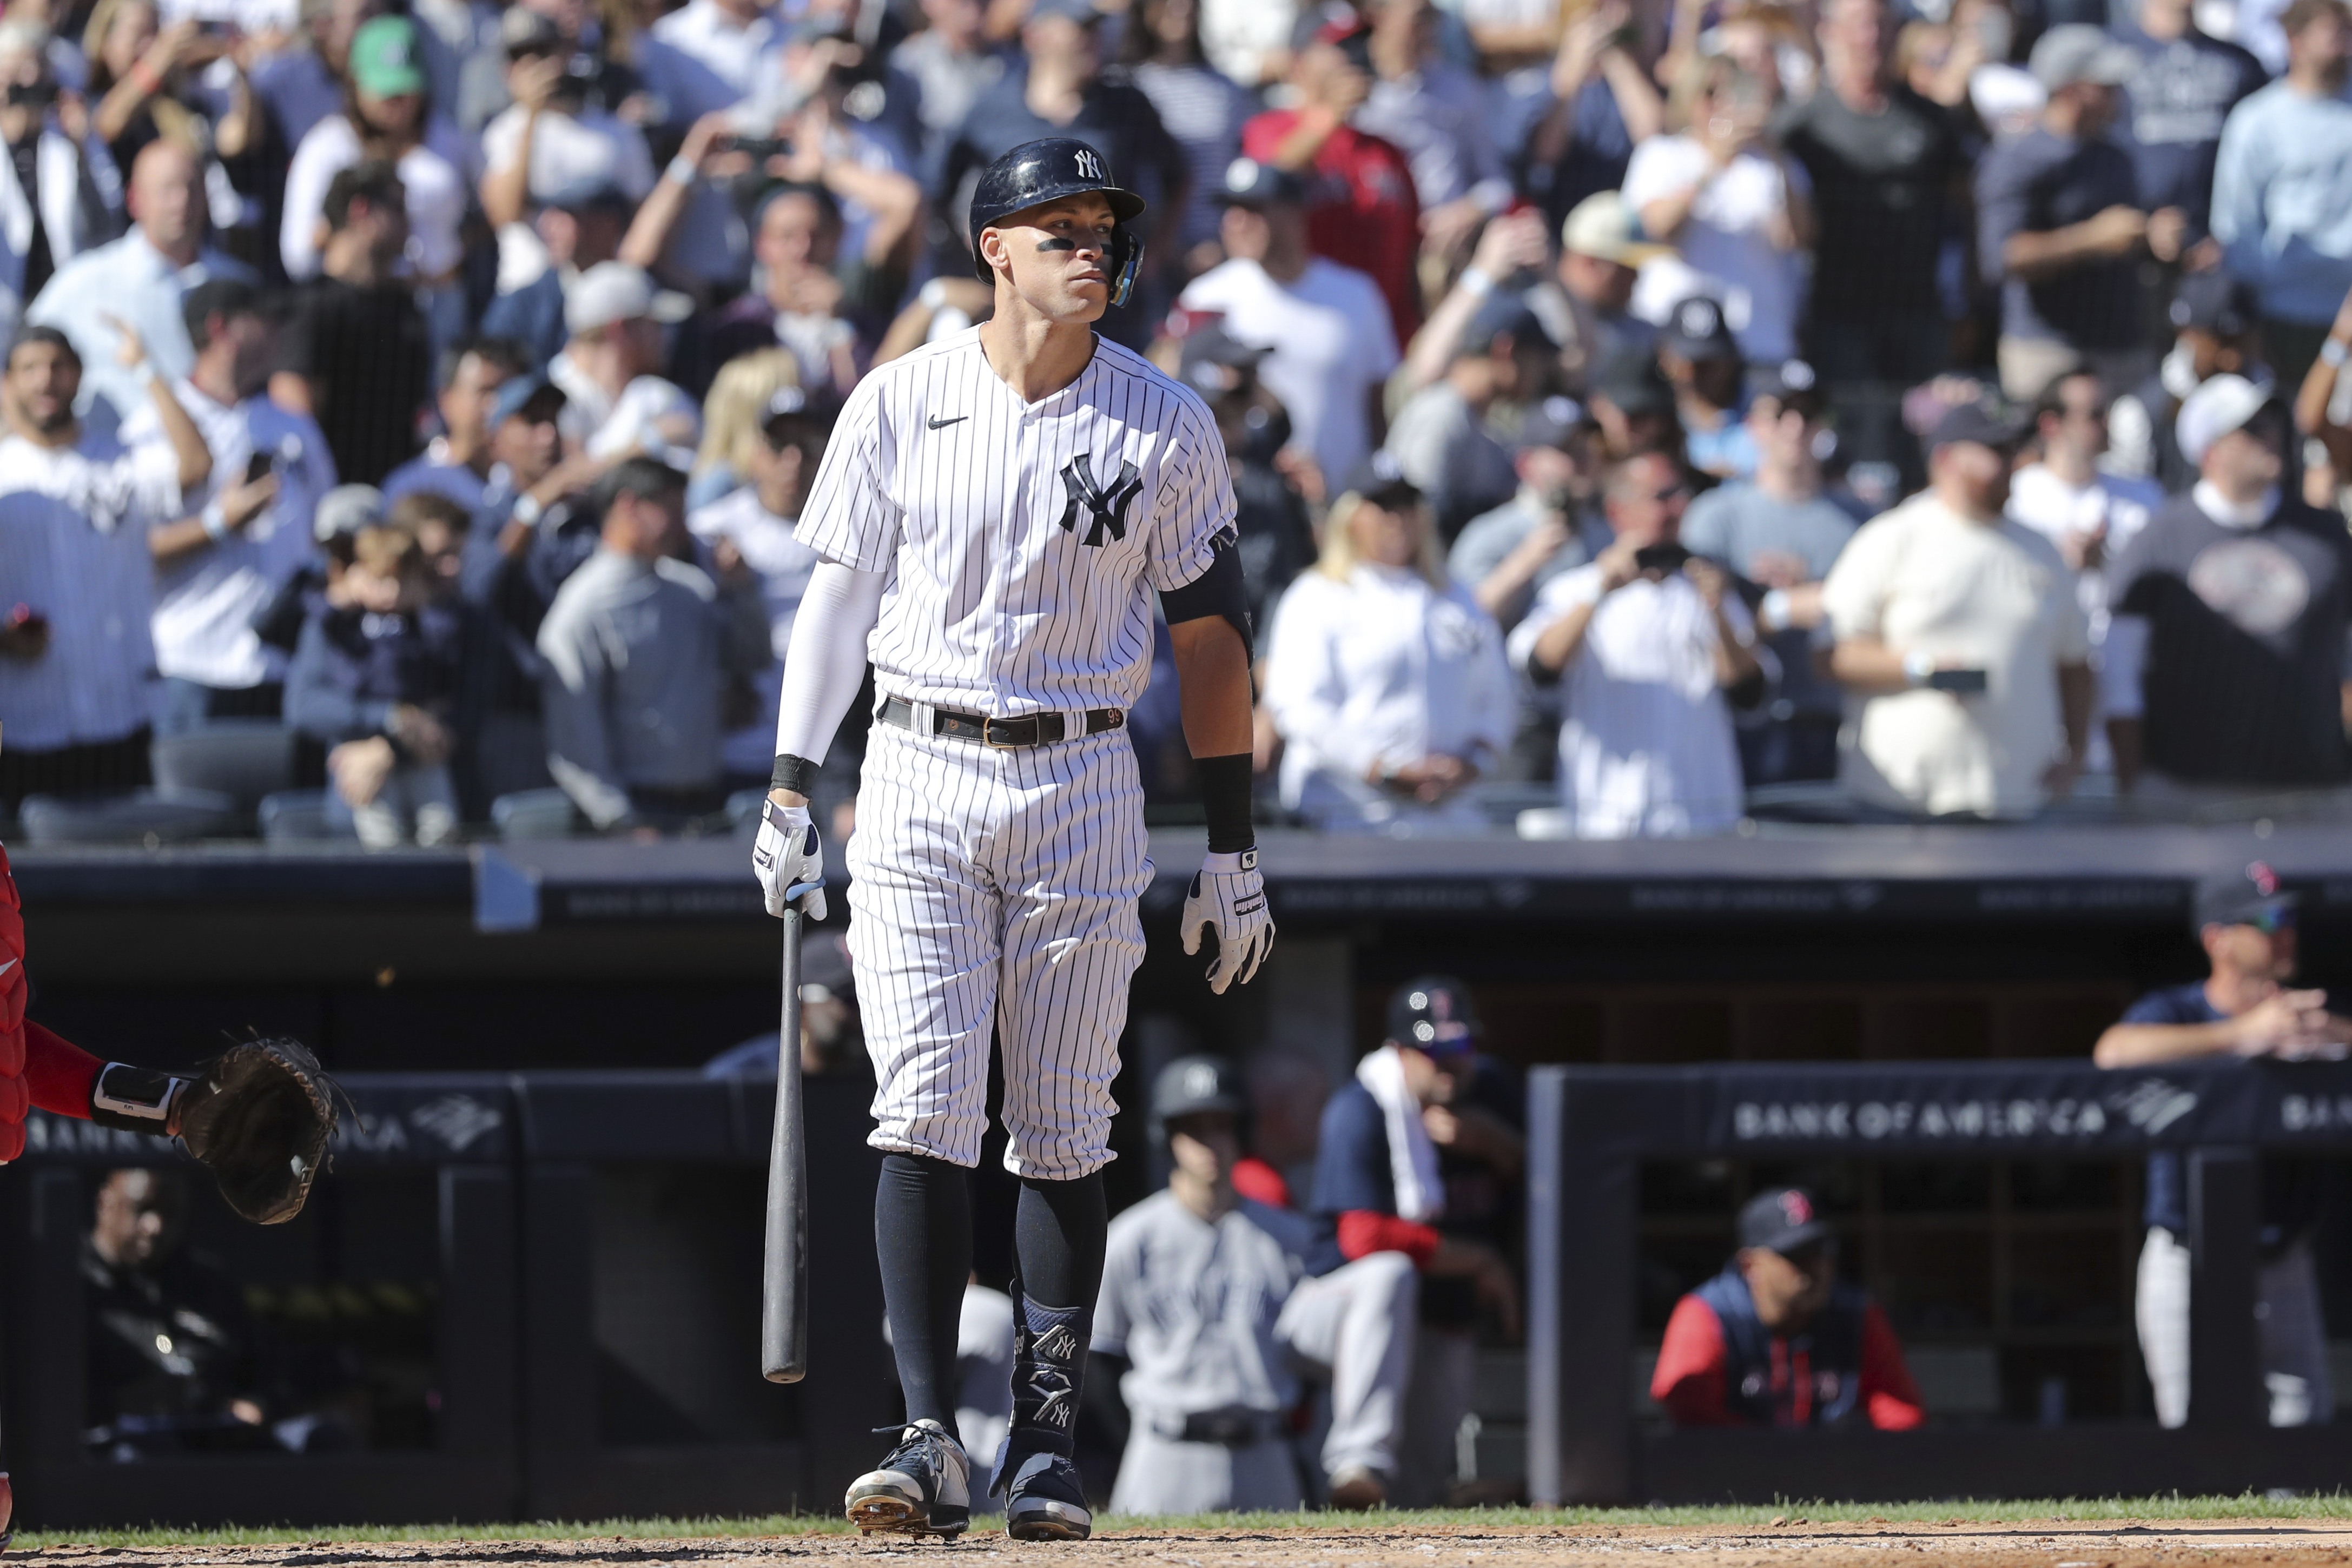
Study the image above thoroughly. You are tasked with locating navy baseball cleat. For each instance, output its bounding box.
[846,1419,971,1538]
[1001,1449,1093,1541]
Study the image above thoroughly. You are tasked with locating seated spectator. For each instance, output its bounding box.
[1175,157,1397,495]
[2111,271,2265,494]
[0,20,121,346]
[1651,1186,1924,1430]
[1623,54,1811,366]
[2211,0,2352,395]
[1310,977,1524,1506]
[1179,325,1317,629]
[1508,450,1758,838]
[2105,377,2352,797]
[1261,454,1515,835]
[1974,27,2171,402]
[1385,295,1552,538]
[1450,394,1606,633]
[2093,864,2349,1428]
[1346,0,1506,261]
[1680,360,1857,786]
[688,379,828,790]
[478,6,655,294]
[286,516,463,846]
[27,139,255,433]
[1122,0,1255,270]
[701,180,918,402]
[1774,0,1962,473]
[2008,372,2158,663]
[279,14,472,307]
[1657,296,1754,480]
[1528,191,1666,396]
[130,277,335,737]
[273,158,434,487]
[479,181,632,375]
[1823,399,2092,818]
[550,262,700,468]
[1094,1055,1418,1514]
[0,321,210,811]
[1240,17,1423,344]
[537,458,757,830]
[382,338,528,512]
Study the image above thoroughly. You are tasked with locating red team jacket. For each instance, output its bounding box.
[1,841,103,1162]
[1651,1272,1925,1430]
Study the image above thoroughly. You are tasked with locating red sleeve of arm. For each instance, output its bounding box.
[1651,1294,1738,1426]
[23,1020,101,1119]
[1336,1209,1441,1268]
[1861,1302,1925,1430]
[1232,1156,1292,1209]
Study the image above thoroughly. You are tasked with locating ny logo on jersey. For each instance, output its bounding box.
[1074,149,1102,181]
[1057,454,1144,548]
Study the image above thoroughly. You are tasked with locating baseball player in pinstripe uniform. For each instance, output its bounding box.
[750,136,1274,1542]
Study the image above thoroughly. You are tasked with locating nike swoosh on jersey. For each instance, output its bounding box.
[927,414,968,429]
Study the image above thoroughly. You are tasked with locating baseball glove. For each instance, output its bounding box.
[176,1038,339,1225]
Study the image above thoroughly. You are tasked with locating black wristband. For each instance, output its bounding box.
[770,753,818,796]
[1197,752,1256,854]
[89,1063,184,1135]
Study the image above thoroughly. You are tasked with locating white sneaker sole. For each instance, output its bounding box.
[846,1474,969,1538]
[1006,1498,1093,1541]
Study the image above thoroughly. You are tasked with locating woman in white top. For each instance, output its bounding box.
[1262,459,1517,835]
[1620,53,1812,364]
[280,15,474,286]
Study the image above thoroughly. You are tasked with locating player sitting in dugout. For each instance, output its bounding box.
[1651,1186,1924,1429]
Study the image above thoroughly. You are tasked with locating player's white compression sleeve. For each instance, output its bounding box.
[774,561,888,765]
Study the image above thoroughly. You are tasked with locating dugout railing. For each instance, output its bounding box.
[0,1069,889,1529]
[1528,1058,2352,1505]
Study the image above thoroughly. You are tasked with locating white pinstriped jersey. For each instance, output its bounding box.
[795,326,1237,717]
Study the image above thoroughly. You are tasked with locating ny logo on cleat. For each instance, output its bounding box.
[1032,1324,1082,1364]
[1057,454,1144,548]
[1033,1384,1075,1430]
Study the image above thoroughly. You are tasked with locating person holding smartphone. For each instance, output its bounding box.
[1821,397,2094,819]
[1505,448,1759,837]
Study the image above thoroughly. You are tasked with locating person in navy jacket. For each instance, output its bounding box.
[1651,1185,1924,1429]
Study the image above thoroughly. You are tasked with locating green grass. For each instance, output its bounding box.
[16,1494,2352,1550]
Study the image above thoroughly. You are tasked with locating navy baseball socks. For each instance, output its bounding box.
[996,1294,1094,1540]
[854,1155,974,1537]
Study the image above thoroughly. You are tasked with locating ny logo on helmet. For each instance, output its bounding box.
[1074,148,1102,181]
[1058,454,1144,547]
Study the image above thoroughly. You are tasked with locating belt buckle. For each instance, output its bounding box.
[981,715,1021,748]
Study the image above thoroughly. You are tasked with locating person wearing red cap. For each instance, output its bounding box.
[1651,1186,1924,1429]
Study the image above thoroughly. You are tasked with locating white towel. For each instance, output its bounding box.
[1355,1044,1444,1223]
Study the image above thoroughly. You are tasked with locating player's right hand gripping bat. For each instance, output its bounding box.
[756,804,826,1384]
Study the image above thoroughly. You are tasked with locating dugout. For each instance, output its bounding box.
[1527,1059,2352,1506]
[0,1074,518,1529]
[509,1069,891,1520]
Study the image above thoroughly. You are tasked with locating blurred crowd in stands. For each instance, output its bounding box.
[0,0,2349,840]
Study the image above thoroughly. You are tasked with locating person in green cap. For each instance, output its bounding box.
[280,12,469,296]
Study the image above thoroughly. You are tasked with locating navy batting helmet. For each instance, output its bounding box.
[967,136,1147,307]
[1147,1054,1251,1146]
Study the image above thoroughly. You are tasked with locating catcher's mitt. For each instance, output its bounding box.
[175,1038,338,1225]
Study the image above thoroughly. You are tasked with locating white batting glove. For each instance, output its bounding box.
[752,798,828,921]
[1181,848,1274,995]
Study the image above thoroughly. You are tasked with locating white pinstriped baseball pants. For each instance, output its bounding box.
[846,716,1151,1179]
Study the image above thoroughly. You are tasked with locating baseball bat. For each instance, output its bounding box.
[761,904,809,1382]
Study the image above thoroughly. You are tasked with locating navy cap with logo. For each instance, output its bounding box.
[1593,346,1675,418]
[1928,396,2028,453]
[1148,1054,1251,1144]
[2194,860,2299,935]
[489,373,564,429]
[1386,975,1481,1056]
[1214,156,1307,209]
[1175,321,1270,395]
[761,383,841,436]
[1340,447,1420,506]
[1751,358,1828,420]
[967,136,1148,306]
[1458,293,1555,358]
[1660,294,1741,363]
[2171,270,2259,339]
[1515,393,1591,453]
[1739,1186,1835,1255]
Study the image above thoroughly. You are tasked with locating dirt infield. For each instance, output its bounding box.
[20,1518,2352,1568]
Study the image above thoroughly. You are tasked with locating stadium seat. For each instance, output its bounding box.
[491,788,581,839]
[258,789,347,842]
[16,789,243,844]
[150,721,297,811]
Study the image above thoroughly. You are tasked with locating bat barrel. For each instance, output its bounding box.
[761,905,809,1382]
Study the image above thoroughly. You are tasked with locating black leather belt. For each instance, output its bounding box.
[878,695,1125,748]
